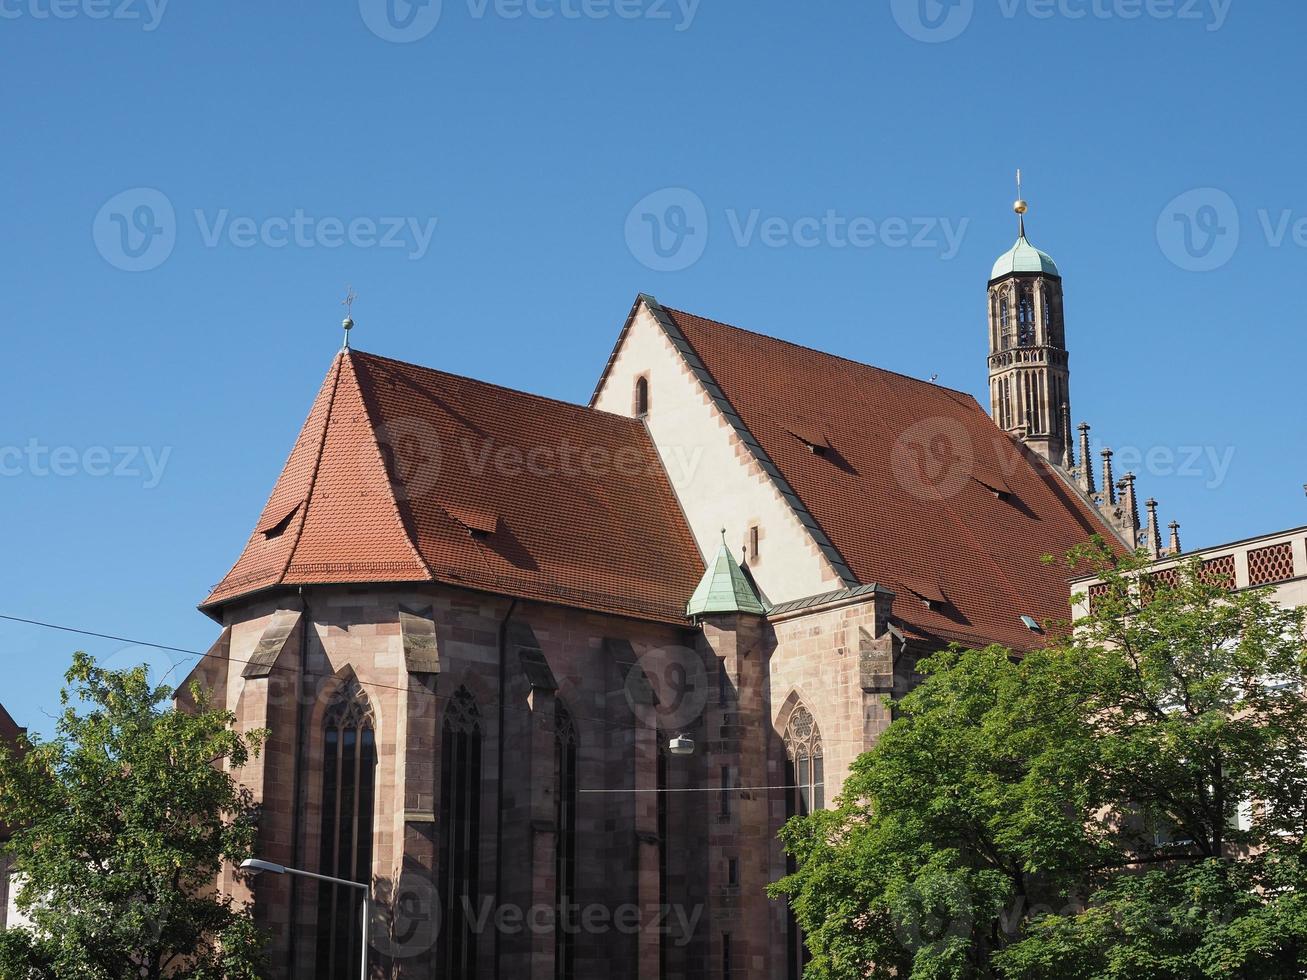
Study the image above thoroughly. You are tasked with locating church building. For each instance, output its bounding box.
[183,200,1149,978]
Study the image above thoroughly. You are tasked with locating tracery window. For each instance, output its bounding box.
[315,677,376,980]
[784,706,824,815]
[555,704,578,980]
[783,704,824,980]
[438,687,483,980]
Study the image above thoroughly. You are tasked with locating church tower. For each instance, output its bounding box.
[987,175,1071,466]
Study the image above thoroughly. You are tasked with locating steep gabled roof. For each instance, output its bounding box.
[203,350,705,625]
[656,303,1118,651]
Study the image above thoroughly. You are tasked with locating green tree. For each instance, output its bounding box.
[0,652,267,979]
[773,541,1307,979]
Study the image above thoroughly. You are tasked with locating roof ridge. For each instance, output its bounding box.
[647,299,858,589]
[345,351,438,581]
[351,348,644,427]
[276,353,346,585]
[660,304,979,401]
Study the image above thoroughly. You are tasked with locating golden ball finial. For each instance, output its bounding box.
[1014,199,1029,215]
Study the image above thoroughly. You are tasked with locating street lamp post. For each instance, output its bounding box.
[239,858,370,980]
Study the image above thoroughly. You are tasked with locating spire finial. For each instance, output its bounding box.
[1145,498,1162,558]
[1014,168,1029,237]
[341,285,357,350]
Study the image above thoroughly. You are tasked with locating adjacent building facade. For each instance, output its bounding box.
[0,701,26,931]
[1072,524,1307,617]
[185,212,1137,978]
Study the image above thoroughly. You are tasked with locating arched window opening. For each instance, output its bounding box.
[783,704,824,979]
[999,296,1012,350]
[1017,288,1036,346]
[439,687,483,980]
[635,376,650,417]
[316,677,376,980]
[554,704,578,980]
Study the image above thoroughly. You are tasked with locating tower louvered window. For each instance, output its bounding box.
[316,678,376,980]
[1018,288,1035,346]
[555,704,578,980]
[439,687,483,980]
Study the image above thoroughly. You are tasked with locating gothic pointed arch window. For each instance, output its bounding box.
[999,294,1013,350]
[783,704,824,978]
[554,703,579,980]
[784,705,824,815]
[439,686,483,980]
[316,676,376,980]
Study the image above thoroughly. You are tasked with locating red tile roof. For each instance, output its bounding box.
[203,350,705,625]
[661,306,1118,651]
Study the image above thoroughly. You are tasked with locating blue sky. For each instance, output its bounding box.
[3,0,1303,732]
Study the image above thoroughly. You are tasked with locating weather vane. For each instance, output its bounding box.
[341,286,357,350]
[1014,168,1029,236]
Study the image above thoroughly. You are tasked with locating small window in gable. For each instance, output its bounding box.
[749,525,760,563]
[635,376,650,417]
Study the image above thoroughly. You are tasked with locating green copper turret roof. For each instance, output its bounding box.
[686,533,766,617]
[990,234,1060,281]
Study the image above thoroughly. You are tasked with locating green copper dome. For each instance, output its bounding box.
[686,534,765,618]
[990,234,1060,281]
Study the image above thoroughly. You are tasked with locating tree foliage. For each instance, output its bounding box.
[0,652,267,979]
[772,540,1307,978]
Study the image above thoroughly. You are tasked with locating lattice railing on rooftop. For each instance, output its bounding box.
[1247,541,1295,587]
[1200,554,1238,591]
